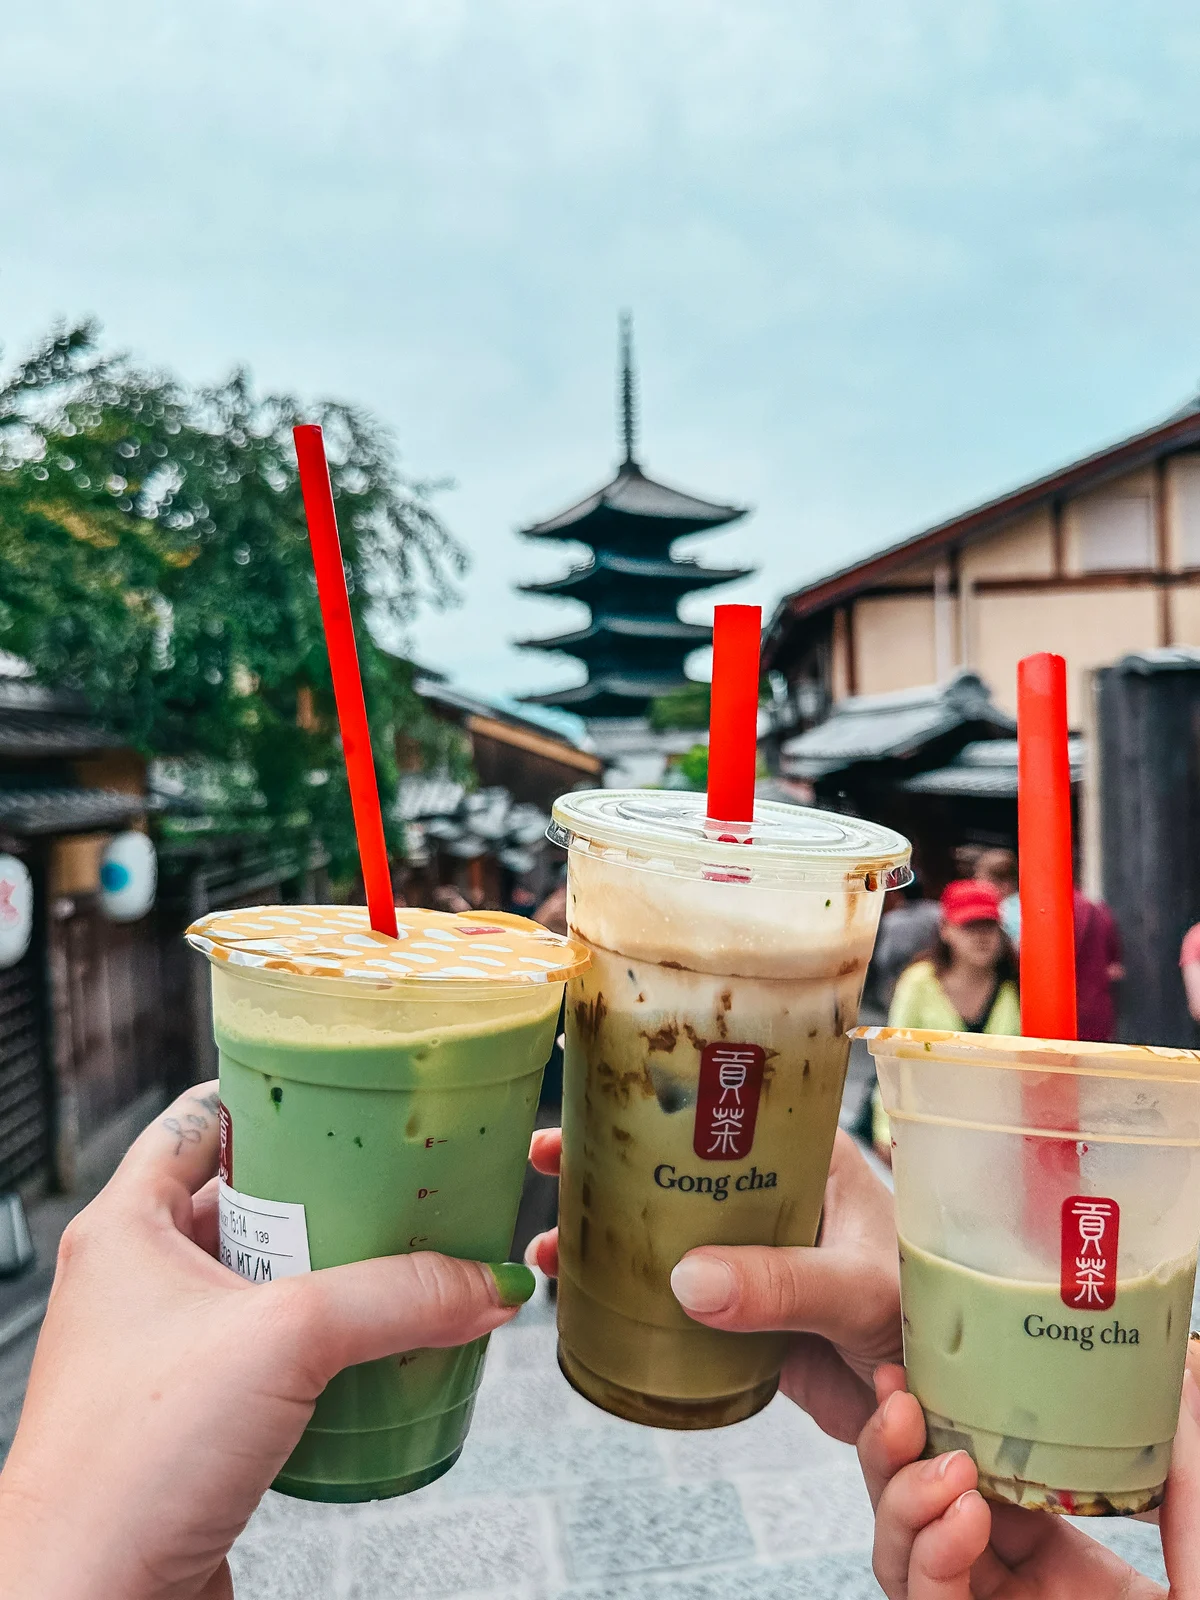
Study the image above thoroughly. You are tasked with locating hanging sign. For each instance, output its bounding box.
[99,832,157,923]
[0,855,33,968]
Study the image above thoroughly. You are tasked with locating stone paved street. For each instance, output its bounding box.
[0,1267,1179,1596]
[218,1280,1171,1599]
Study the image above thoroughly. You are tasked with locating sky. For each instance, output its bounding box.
[5,1,1200,702]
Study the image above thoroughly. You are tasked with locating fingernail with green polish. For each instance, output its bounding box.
[487,1262,536,1307]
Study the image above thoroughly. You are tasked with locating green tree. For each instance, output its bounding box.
[649,676,771,735]
[649,682,710,732]
[0,322,467,873]
[668,742,711,790]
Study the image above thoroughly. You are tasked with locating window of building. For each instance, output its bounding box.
[1177,459,1200,568]
[1076,496,1154,572]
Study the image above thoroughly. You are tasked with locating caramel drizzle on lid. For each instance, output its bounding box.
[186,905,590,986]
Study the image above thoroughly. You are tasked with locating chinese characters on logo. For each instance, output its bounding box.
[694,1044,765,1161]
[1060,1195,1119,1311]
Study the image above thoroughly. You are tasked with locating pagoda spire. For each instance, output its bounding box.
[619,310,638,467]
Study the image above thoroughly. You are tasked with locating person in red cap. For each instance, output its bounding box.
[870,880,1020,1160]
[887,879,1020,1036]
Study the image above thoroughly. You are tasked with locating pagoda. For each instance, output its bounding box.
[516,315,753,720]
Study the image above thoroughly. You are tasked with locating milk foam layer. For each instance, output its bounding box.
[567,848,881,981]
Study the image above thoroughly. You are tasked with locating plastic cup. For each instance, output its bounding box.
[187,905,589,1502]
[863,1026,1200,1515]
[548,790,911,1429]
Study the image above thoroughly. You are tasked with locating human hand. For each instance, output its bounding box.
[0,1082,532,1600]
[526,1126,901,1443]
[857,1353,1200,1598]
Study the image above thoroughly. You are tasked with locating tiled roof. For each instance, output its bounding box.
[519,552,752,597]
[901,737,1085,799]
[0,787,153,836]
[397,782,550,873]
[515,615,713,652]
[1110,647,1200,676]
[414,678,590,750]
[0,679,120,756]
[394,775,467,822]
[522,669,695,711]
[0,710,119,758]
[780,672,1015,780]
[522,462,745,539]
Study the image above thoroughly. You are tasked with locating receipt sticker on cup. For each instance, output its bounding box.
[218,1182,311,1283]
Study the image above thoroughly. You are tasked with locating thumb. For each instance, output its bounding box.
[267,1254,534,1393]
[671,1242,892,1347]
[528,1127,562,1176]
[1160,1336,1200,1591]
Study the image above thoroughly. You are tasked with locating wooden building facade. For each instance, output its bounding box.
[0,682,322,1200]
[0,682,164,1196]
[763,397,1200,730]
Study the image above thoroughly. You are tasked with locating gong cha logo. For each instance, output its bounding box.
[694,1044,765,1161]
[1061,1195,1119,1311]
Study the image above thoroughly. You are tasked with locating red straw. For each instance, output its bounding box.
[1017,652,1078,1245]
[1017,653,1077,1038]
[707,604,762,825]
[293,424,399,939]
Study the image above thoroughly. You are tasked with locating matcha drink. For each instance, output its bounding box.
[551,790,911,1428]
[865,1026,1200,1515]
[188,905,590,1502]
[900,1237,1196,1514]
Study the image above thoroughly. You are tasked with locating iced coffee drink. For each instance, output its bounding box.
[549,790,912,1428]
[865,1026,1200,1515]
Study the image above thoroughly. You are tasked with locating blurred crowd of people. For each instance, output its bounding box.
[858,844,1200,1160]
[866,846,1129,1039]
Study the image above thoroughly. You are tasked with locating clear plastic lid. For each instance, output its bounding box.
[856,1025,1200,1084]
[187,905,591,988]
[549,789,912,891]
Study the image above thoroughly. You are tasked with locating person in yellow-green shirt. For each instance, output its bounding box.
[872,878,1020,1160]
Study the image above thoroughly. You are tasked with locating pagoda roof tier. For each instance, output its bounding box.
[521,461,746,548]
[519,550,753,601]
[521,668,691,716]
[514,615,712,653]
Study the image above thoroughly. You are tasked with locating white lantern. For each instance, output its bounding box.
[0,855,33,968]
[99,832,157,923]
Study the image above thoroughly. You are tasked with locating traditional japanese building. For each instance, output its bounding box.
[762,389,1200,728]
[515,316,753,723]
